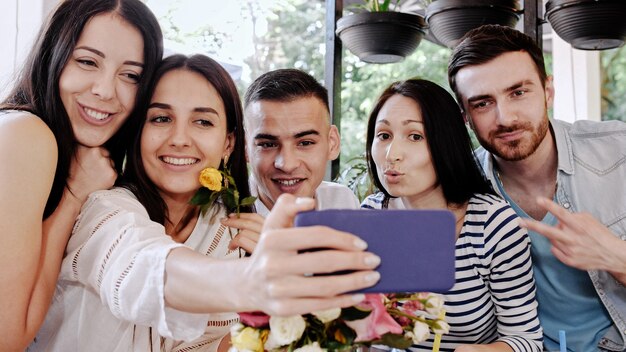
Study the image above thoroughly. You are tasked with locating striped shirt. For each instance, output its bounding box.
[362,193,542,351]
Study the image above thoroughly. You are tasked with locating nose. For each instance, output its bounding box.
[273,147,299,172]
[91,71,116,101]
[385,140,402,164]
[495,101,518,126]
[168,120,191,148]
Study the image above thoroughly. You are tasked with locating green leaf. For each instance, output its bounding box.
[341,306,372,321]
[233,189,240,203]
[240,196,257,206]
[379,0,391,11]
[373,333,413,349]
[189,188,213,205]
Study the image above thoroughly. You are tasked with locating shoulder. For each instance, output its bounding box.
[316,181,359,209]
[0,111,56,155]
[0,111,57,195]
[555,118,626,144]
[360,192,385,209]
[80,188,148,218]
[466,194,519,230]
[317,181,353,193]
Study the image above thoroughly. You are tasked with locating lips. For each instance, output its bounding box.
[160,156,199,166]
[272,178,305,193]
[383,169,403,184]
[79,103,115,125]
[495,129,526,142]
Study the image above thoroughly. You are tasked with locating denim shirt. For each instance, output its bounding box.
[476,119,626,351]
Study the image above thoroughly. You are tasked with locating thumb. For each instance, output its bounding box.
[263,194,315,231]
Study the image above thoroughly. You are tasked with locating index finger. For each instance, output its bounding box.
[536,197,576,225]
[260,226,368,253]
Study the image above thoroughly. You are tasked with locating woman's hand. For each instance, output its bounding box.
[241,194,382,316]
[66,146,117,203]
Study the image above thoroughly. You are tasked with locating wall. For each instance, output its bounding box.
[0,0,56,100]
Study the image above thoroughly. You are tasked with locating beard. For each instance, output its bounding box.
[477,115,550,162]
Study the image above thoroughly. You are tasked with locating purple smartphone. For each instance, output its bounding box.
[294,209,456,293]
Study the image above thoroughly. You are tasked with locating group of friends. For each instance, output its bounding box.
[0,0,624,351]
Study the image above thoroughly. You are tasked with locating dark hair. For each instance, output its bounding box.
[1,0,163,219]
[244,68,329,112]
[120,54,252,226]
[366,79,495,207]
[448,24,547,104]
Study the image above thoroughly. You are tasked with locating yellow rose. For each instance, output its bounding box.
[199,168,223,191]
[231,327,265,352]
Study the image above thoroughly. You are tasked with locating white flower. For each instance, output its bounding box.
[269,315,306,345]
[294,341,327,352]
[230,322,245,338]
[410,321,430,343]
[264,332,282,350]
[312,307,341,323]
[432,319,450,335]
[425,294,445,315]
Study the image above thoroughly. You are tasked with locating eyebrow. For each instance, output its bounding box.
[466,79,535,104]
[74,45,144,68]
[377,119,423,126]
[148,102,220,115]
[254,129,320,141]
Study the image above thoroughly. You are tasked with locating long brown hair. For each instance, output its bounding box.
[0,0,163,219]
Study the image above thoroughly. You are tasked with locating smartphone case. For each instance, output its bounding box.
[294,209,456,293]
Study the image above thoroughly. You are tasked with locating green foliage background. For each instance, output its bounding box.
[153,0,625,198]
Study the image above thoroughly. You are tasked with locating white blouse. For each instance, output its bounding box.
[30,188,242,352]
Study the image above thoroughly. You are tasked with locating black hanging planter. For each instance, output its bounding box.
[546,0,626,50]
[426,0,521,49]
[336,12,427,64]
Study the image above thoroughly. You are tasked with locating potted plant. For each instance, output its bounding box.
[546,0,626,50]
[336,0,428,64]
[425,0,521,48]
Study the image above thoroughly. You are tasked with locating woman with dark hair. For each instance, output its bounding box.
[362,79,543,351]
[0,0,163,349]
[30,54,381,351]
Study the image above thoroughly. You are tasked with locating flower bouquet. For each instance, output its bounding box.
[229,293,449,352]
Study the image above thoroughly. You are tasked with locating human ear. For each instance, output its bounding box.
[327,125,340,161]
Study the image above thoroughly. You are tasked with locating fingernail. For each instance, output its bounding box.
[295,197,314,206]
[351,293,365,303]
[353,238,367,250]
[364,254,381,267]
[365,271,381,284]
[518,218,527,227]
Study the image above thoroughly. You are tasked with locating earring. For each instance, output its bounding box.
[222,154,229,169]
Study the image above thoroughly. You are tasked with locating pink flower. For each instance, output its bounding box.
[239,311,270,328]
[345,294,402,342]
[401,299,425,314]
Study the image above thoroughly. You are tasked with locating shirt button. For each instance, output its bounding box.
[563,202,571,209]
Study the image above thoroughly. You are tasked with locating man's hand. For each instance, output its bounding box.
[519,197,626,285]
[222,212,265,253]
